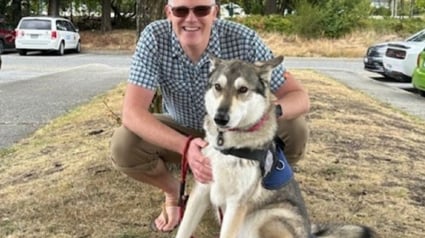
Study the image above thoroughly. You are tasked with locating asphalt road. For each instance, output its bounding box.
[0,53,424,149]
[0,52,131,149]
[284,57,425,121]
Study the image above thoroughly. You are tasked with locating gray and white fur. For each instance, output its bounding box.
[175,56,378,238]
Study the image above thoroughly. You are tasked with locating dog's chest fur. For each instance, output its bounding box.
[203,146,263,207]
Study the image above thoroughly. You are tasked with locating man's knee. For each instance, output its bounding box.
[276,116,309,165]
[110,126,160,173]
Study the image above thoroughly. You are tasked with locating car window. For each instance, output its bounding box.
[19,19,51,30]
[409,32,425,42]
[56,21,67,31]
[64,21,77,32]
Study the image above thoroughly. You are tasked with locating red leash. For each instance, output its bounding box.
[178,136,222,237]
[179,136,195,237]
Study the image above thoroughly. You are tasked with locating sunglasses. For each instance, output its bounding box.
[170,5,215,18]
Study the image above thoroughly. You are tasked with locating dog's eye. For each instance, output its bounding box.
[238,86,248,94]
[214,84,222,91]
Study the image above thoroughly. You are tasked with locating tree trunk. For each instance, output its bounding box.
[265,0,277,14]
[136,0,148,38]
[410,0,415,17]
[136,0,165,39]
[10,0,22,25]
[101,0,112,32]
[48,0,60,16]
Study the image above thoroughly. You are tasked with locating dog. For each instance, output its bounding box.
[175,56,378,238]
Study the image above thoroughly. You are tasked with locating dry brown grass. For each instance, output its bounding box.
[79,29,404,57]
[261,31,402,57]
[80,30,138,52]
[1,30,424,238]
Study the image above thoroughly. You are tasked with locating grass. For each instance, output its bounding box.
[79,29,403,57]
[1,30,425,237]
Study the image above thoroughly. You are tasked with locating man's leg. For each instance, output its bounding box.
[110,114,203,232]
[276,116,309,165]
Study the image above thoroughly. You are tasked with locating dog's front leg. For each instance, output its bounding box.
[175,183,210,238]
[219,203,248,238]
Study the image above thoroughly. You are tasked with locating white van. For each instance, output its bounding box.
[15,16,81,56]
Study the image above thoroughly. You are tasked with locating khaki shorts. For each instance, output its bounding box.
[110,114,308,175]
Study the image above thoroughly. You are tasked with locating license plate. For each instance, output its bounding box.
[30,34,38,39]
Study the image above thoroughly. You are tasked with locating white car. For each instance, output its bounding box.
[220,3,246,19]
[363,29,425,76]
[15,16,81,56]
[382,29,425,82]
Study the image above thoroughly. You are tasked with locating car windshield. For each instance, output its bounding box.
[407,30,425,42]
[19,19,51,30]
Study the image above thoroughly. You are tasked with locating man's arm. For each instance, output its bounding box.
[122,84,212,182]
[273,71,310,120]
[122,84,188,154]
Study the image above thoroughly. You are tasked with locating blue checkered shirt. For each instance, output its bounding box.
[128,19,285,130]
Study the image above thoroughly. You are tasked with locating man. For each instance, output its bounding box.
[110,0,310,232]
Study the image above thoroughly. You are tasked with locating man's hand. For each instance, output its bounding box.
[186,138,212,183]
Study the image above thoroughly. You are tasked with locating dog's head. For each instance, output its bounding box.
[205,56,283,130]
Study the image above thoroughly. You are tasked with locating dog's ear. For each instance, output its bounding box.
[255,56,284,81]
[254,56,284,69]
[208,54,222,72]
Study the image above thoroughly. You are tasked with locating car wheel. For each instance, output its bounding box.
[18,50,27,56]
[75,41,81,53]
[0,40,4,54]
[57,42,65,56]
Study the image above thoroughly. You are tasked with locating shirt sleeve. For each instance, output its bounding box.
[128,25,160,91]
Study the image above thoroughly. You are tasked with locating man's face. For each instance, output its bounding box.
[165,0,218,49]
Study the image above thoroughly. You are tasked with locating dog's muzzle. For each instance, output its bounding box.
[214,109,230,126]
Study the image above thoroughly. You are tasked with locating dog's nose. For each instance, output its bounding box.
[214,110,229,126]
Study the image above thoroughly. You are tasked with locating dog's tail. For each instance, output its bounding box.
[311,223,379,238]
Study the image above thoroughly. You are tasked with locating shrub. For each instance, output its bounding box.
[233,4,425,40]
[263,15,293,33]
[289,1,325,38]
[360,17,425,36]
[290,0,370,39]
[235,15,293,33]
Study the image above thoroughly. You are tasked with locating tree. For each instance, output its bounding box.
[48,0,60,16]
[7,0,21,25]
[101,0,112,32]
[265,0,277,14]
[136,0,165,38]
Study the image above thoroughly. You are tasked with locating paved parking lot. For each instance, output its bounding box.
[285,57,425,120]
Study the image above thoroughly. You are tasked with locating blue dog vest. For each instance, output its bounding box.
[261,144,293,190]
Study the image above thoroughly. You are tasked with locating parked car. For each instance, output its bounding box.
[0,20,16,53]
[364,28,425,77]
[382,29,425,82]
[412,50,425,97]
[15,16,81,56]
[363,43,387,75]
[220,2,246,19]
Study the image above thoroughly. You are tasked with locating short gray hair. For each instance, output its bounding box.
[168,0,216,4]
